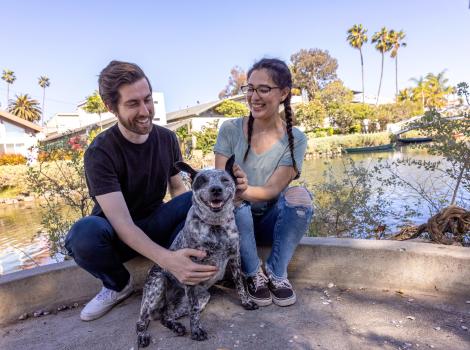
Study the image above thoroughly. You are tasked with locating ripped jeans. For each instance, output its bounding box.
[234,186,313,280]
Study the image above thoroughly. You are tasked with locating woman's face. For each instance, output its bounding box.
[246,68,289,121]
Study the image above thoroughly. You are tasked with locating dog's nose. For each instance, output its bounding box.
[210,186,223,196]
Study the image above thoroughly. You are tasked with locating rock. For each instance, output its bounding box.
[327,282,335,288]
[18,313,28,320]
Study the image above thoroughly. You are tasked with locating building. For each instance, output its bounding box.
[45,92,166,135]
[0,109,43,155]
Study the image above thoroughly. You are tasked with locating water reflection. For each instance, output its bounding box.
[0,145,468,274]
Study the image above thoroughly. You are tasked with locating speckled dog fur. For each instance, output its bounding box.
[136,156,258,348]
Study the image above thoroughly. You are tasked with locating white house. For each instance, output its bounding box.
[45,92,166,135]
[0,109,43,156]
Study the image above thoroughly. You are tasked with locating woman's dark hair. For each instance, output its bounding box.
[243,58,298,178]
[98,60,152,112]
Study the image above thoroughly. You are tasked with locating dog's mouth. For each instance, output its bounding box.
[203,198,226,212]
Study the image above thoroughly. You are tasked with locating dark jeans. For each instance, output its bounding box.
[65,191,192,291]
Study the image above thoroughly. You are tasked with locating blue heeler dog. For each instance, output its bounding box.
[136,155,258,348]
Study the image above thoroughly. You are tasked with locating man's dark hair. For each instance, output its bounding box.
[98,60,152,112]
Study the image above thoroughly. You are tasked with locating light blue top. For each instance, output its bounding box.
[214,117,307,187]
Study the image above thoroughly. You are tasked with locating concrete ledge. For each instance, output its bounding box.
[1,237,469,325]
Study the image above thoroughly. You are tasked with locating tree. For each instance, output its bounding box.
[218,66,247,99]
[456,82,470,105]
[38,75,50,127]
[214,100,249,117]
[410,76,426,110]
[2,69,16,106]
[388,30,407,100]
[8,94,41,122]
[371,27,392,105]
[424,71,453,109]
[397,88,413,102]
[347,24,368,103]
[318,80,353,107]
[83,91,107,131]
[295,99,327,132]
[290,48,338,99]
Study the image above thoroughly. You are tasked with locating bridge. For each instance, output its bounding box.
[387,111,468,136]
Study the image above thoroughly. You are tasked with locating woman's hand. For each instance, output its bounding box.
[232,163,248,201]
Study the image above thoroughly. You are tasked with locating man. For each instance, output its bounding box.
[65,61,221,321]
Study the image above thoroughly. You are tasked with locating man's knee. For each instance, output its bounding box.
[66,216,113,257]
[285,187,312,207]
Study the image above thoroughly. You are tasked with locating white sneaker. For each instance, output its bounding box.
[80,277,134,321]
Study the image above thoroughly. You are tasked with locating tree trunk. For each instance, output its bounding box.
[376,53,384,106]
[41,88,46,127]
[395,55,398,102]
[6,84,9,108]
[360,48,365,104]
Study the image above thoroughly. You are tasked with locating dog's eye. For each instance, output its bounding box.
[193,174,208,191]
[221,177,231,183]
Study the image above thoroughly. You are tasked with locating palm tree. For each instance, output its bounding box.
[38,76,50,127]
[1,69,16,107]
[83,91,107,131]
[347,24,368,104]
[410,76,426,110]
[424,70,453,109]
[8,94,42,122]
[397,88,413,102]
[388,30,407,100]
[371,27,392,105]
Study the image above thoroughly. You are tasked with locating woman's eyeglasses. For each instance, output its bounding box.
[241,85,280,96]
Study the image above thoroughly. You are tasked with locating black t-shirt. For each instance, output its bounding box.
[84,124,182,220]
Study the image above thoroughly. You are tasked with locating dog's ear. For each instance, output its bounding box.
[175,161,198,181]
[224,155,237,183]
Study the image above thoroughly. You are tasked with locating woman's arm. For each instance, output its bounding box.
[215,153,296,203]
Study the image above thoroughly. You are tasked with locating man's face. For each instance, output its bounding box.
[114,78,154,135]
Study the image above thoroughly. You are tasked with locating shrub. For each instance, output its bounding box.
[0,154,27,165]
[214,100,248,117]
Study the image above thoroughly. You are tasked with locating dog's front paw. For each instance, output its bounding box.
[191,327,208,341]
[242,300,259,310]
[172,321,186,336]
[137,332,151,348]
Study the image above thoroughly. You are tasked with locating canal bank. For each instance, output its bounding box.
[1,237,469,350]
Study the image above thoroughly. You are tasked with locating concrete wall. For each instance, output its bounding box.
[0,237,469,325]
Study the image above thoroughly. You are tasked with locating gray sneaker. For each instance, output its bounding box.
[80,277,134,321]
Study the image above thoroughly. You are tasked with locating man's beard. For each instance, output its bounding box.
[116,114,153,135]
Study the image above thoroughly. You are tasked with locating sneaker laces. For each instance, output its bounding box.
[250,270,269,292]
[96,287,116,302]
[270,277,292,289]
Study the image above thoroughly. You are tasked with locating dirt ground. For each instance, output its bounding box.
[1,282,469,350]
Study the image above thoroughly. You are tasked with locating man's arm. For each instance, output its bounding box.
[95,191,217,285]
[168,173,188,198]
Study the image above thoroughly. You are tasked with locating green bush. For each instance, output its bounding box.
[0,154,27,165]
[193,120,219,156]
[214,100,248,117]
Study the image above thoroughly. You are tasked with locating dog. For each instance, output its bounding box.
[136,155,258,348]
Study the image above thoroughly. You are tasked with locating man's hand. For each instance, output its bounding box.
[163,249,218,285]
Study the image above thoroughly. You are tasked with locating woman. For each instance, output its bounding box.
[214,58,313,307]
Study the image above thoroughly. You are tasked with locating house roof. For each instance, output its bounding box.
[0,109,42,133]
[166,94,245,122]
[44,115,118,142]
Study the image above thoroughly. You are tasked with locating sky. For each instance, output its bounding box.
[1,0,469,121]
